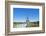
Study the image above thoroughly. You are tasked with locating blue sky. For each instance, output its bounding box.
[13,8,39,22]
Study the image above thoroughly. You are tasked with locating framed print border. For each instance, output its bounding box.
[5,1,45,36]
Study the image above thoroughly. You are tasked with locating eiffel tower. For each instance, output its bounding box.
[26,17,30,25]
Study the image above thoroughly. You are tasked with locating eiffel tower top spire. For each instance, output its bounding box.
[26,16,29,20]
[27,16,29,20]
